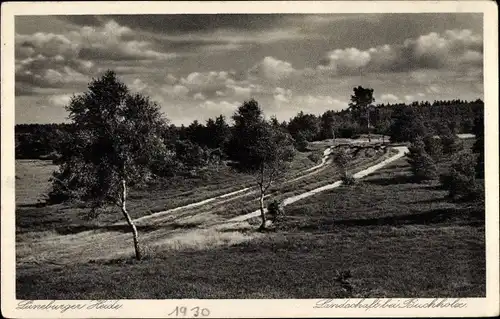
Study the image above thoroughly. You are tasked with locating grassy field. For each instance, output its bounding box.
[15,159,56,206]
[16,142,390,235]
[15,152,313,231]
[16,139,485,299]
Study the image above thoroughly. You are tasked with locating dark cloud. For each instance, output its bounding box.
[57,15,104,27]
[60,14,288,33]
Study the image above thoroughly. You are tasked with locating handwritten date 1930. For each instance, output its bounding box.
[168,306,210,317]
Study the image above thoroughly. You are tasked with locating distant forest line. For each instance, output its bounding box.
[15,98,484,160]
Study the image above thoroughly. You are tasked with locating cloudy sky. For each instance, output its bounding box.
[15,13,483,125]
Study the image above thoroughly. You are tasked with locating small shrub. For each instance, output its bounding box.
[294,132,309,152]
[423,135,443,161]
[341,174,357,186]
[45,170,72,205]
[441,150,481,201]
[473,134,484,179]
[407,137,438,182]
[307,150,323,164]
[267,199,285,222]
[441,134,463,155]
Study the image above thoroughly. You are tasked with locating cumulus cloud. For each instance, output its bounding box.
[16,54,91,93]
[199,100,239,110]
[318,48,371,73]
[319,29,483,75]
[426,85,441,94]
[130,78,147,92]
[227,84,252,98]
[294,95,347,111]
[177,70,258,100]
[193,92,206,100]
[161,84,189,98]
[249,56,296,81]
[16,20,174,62]
[380,93,400,103]
[15,19,175,95]
[196,100,241,119]
[405,95,415,102]
[273,87,293,103]
[48,94,73,107]
[165,74,178,85]
[179,71,232,97]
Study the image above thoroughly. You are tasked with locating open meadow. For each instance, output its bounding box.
[15,138,485,299]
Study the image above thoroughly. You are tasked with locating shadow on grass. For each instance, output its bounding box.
[409,196,449,204]
[54,222,200,235]
[296,207,485,231]
[365,174,415,186]
[218,226,255,234]
[16,203,47,208]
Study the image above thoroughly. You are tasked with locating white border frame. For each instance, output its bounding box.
[2,1,498,318]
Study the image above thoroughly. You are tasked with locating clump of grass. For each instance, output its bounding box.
[341,174,357,186]
[334,270,355,297]
[307,150,323,164]
[267,199,285,224]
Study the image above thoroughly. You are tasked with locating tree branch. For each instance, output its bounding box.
[263,166,278,192]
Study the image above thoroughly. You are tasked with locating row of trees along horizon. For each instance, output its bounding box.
[16,91,484,161]
[15,70,484,260]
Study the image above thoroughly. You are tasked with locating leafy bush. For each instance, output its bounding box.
[45,169,72,205]
[150,150,179,177]
[473,134,484,179]
[293,131,309,152]
[340,125,363,138]
[175,140,208,169]
[441,150,481,201]
[341,174,357,186]
[441,134,463,155]
[423,135,443,161]
[406,137,438,182]
[45,183,70,205]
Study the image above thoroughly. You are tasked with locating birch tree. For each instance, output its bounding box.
[50,70,169,260]
[231,100,295,230]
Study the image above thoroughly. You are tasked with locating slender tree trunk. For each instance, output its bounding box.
[259,187,266,230]
[367,108,371,142]
[258,166,266,230]
[120,179,142,260]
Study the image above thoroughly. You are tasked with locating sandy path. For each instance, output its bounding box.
[130,143,337,225]
[227,146,408,223]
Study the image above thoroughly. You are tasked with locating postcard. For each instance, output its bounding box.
[1,1,498,318]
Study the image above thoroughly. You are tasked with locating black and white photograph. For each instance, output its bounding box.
[1,1,499,318]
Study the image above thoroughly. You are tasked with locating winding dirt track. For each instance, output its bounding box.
[228,145,408,223]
